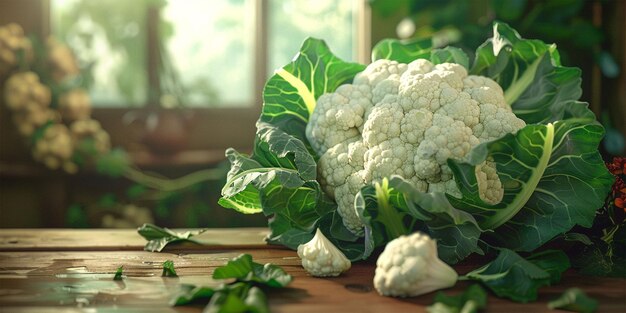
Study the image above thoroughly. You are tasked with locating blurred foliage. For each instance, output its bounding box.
[369,0,620,78]
[54,0,159,104]
[65,204,89,228]
[65,160,266,228]
[95,148,131,178]
[601,112,625,156]
[54,0,219,107]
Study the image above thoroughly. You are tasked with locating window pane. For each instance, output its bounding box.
[268,0,356,74]
[51,0,148,107]
[162,0,255,107]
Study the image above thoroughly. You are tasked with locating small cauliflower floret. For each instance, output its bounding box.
[414,115,478,183]
[475,159,503,204]
[70,119,111,154]
[306,58,526,235]
[400,109,432,144]
[32,124,77,173]
[439,92,480,128]
[371,78,400,104]
[463,75,503,95]
[58,89,91,122]
[3,71,56,136]
[405,59,433,76]
[472,102,526,142]
[374,232,458,297]
[427,179,461,199]
[306,84,372,155]
[362,100,404,146]
[0,23,33,77]
[297,228,351,277]
[334,172,366,234]
[354,59,407,87]
[318,140,365,198]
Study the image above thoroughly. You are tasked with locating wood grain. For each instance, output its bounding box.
[0,228,270,251]
[0,229,624,312]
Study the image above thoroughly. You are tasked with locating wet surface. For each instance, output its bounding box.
[0,252,228,309]
[344,283,373,293]
[1,230,624,312]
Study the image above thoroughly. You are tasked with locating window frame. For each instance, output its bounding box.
[43,0,371,155]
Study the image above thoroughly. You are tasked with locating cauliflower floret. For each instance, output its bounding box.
[362,100,404,146]
[475,159,503,205]
[306,84,372,155]
[374,232,458,297]
[297,228,351,277]
[307,59,525,234]
[318,140,365,198]
[58,89,91,122]
[427,179,462,199]
[32,124,77,173]
[354,59,407,87]
[475,103,527,142]
[3,71,56,136]
[0,23,33,77]
[70,119,111,154]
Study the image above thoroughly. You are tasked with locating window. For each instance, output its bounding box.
[50,0,367,109]
[47,0,369,153]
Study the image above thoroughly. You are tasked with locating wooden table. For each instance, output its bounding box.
[0,229,624,312]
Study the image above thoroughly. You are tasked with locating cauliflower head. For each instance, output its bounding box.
[306,59,526,234]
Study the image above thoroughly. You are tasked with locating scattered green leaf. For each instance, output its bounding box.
[427,284,487,313]
[171,284,216,306]
[205,283,269,313]
[162,260,178,277]
[170,254,291,313]
[548,288,598,313]
[113,266,124,280]
[137,223,207,252]
[212,254,293,288]
[464,249,551,303]
[527,250,570,284]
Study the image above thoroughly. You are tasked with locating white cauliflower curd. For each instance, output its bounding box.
[306,59,526,234]
[297,228,351,277]
[374,232,457,297]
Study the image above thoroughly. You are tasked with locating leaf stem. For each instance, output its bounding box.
[375,179,408,239]
[124,166,224,192]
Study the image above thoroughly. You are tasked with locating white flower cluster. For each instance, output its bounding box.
[0,23,32,78]
[1,24,112,173]
[32,124,76,173]
[46,37,80,83]
[4,72,56,136]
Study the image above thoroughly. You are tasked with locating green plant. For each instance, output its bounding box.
[219,21,613,278]
[369,0,619,79]
[171,254,292,312]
